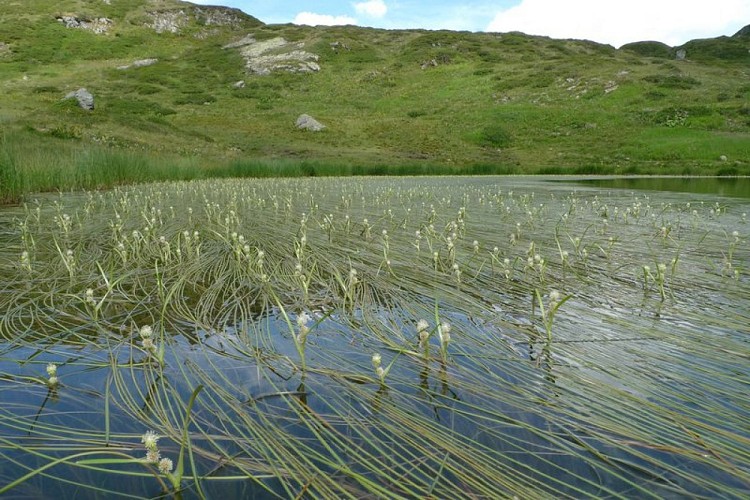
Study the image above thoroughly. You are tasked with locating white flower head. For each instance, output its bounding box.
[419,330,430,345]
[141,430,159,451]
[371,353,382,368]
[416,319,430,333]
[438,322,451,344]
[158,457,173,474]
[46,363,58,377]
[145,449,160,463]
[139,325,153,339]
[296,312,311,328]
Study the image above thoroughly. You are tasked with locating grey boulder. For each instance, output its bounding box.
[64,88,95,110]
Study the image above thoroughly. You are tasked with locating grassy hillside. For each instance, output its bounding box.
[1,0,749,200]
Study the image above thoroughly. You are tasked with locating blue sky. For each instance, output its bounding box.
[191,0,750,48]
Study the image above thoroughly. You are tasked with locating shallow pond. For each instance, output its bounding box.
[0,177,748,498]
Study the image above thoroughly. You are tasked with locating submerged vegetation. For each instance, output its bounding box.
[0,176,748,497]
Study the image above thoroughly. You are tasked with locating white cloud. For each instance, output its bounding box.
[486,0,750,47]
[293,12,357,26]
[354,0,388,18]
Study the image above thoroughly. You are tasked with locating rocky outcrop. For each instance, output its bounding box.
[223,34,257,49]
[147,10,188,34]
[225,35,320,75]
[145,6,261,34]
[56,15,112,34]
[193,7,245,26]
[117,58,158,70]
[64,88,95,110]
[296,114,326,132]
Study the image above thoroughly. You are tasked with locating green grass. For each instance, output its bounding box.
[0,130,522,203]
[0,0,748,202]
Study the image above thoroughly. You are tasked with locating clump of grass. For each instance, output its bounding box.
[0,134,24,204]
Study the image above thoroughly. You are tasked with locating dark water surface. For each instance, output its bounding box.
[571,176,750,198]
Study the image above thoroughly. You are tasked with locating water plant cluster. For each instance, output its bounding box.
[0,176,748,498]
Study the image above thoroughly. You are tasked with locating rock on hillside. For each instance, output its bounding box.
[56,15,113,34]
[64,88,95,110]
[147,10,188,34]
[296,114,326,132]
[146,4,262,34]
[224,35,320,75]
[116,58,158,70]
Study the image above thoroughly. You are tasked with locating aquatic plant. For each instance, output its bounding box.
[0,177,747,498]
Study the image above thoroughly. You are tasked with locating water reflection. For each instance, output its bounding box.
[572,176,750,198]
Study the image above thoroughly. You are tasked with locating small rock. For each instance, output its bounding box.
[64,88,95,110]
[420,59,438,70]
[296,114,325,132]
[132,58,158,68]
[117,58,158,70]
[232,80,246,88]
[675,49,687,60]
[719,155,728,162]
[330,41,350,52]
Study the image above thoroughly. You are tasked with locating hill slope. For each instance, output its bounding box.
[1,0,749,181]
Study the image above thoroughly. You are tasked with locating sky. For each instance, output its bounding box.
[190,0,750,48]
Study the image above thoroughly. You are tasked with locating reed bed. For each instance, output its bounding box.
[0,176,748,498]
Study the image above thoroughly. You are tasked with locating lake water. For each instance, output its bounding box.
[571,176,750,198]
[0,176,748,498]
